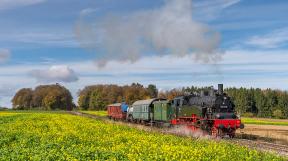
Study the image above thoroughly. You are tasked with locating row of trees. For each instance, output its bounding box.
[12,84,74,110]
[225,87,288,119]
[78,83,157,110]
[159,86,288,119]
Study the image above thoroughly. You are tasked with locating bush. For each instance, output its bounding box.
[273,109,283,119]
[242,112,254,117]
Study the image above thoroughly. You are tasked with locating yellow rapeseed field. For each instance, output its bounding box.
[0,111,285,160]
[81,111,108,117]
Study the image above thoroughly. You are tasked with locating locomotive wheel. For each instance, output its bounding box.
[228,134,235,138]
[228,131,235,138]
[211,127,218,138]
[128,115,133,122]
[211,127,224,138]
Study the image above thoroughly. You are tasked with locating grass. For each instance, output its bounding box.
[0,111,286,160]
[80,110,107,116]
[241,117,288,126]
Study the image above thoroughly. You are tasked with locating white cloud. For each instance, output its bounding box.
[80,8,98,16]
[0,48,10,63]
[0,0,45,10]
[246,28,288,48]
[194,0,241,9]
[29,65,79,83]
[193,0,241,20]
[0,31,78,48]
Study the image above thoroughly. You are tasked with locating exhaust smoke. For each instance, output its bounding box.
[75,0,222,68]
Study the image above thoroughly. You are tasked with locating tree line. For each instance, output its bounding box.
[225,87,288,119]
[78,83,157,110]
[12,84,74,110]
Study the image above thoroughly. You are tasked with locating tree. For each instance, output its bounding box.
[12,88,33,110]
[147,84,158,98]
[89,89,106,110]
[11,84,73,110]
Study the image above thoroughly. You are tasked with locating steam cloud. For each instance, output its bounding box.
[0,48,10,63]
[76,0,222,67]
[29,65,79,83]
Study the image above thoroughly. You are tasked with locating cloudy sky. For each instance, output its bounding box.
[0,0,288,107]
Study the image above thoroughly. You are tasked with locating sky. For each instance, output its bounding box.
[0,0,288,107]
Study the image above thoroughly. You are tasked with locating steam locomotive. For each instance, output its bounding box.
[107,84,244,138]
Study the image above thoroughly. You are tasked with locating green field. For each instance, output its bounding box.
[80,110,107,116]
[0,111,285,160]
[241,117,288,126]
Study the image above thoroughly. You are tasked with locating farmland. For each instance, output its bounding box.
[241,117,288,126]
[0,111,286,160]
[81,110,107,117]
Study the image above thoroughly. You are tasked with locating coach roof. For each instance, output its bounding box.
[107,103,122,107]
[132,98,166,106]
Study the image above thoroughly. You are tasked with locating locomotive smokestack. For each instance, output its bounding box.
[218,84,223,95]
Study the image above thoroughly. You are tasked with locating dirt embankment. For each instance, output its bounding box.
[237,124,288,145]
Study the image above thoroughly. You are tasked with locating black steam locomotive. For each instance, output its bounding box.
[172,84,244,137]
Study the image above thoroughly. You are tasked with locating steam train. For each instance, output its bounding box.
[107,84,244,138]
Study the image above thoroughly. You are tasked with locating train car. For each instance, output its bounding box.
[153,100,174,127]
[127,98,166,123]
[107,103,128,120]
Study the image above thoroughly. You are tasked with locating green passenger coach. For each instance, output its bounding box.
[153,100,174,122]
[130,98,166,122]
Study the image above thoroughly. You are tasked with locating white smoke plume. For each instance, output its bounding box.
[75,0,222,67]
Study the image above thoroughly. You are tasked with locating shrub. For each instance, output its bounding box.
[242,112,254,117]
[273,109,283,119]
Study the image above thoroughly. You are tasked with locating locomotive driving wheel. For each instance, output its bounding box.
[211,127,218,138]
[211,127,224,138]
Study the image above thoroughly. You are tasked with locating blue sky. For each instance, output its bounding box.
[0,0,288,107]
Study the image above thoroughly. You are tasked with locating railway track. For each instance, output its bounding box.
[68,111,288,157]
[230,138,288,156]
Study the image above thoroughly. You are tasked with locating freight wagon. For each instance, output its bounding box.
[107,103,128,120]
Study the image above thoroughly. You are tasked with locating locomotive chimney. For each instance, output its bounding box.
[218,84,223,95]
